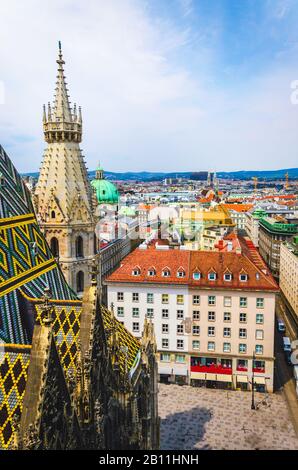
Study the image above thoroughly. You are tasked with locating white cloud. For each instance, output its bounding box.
[0,0,297,173]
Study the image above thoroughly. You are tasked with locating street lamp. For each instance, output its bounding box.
[251,351,256,410]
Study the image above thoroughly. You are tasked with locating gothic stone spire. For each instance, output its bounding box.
[35,43,93,224]
[43,42,82,144]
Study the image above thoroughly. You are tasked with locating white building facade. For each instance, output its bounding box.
[105,243,278,392]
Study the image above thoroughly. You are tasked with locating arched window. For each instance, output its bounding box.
[51,210,55,219]
[75,236,84,258]
[76,271,84,293]
[50,237,59,258]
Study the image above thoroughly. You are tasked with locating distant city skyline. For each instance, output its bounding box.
[1,0,298,173]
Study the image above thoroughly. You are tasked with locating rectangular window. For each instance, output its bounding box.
[175,354,186,363]
[162,309,169,319]
[177,294,184,305]
[147,293,154,304]
[256,313,264,324]
[192,340,200,350]
[208,311,216,321]
[256,330,264,340]
[239,343,247,354]
[177,310,184,319]
[255,344,264,355]
[192,325,200,335]
[256,298,264,308]
[208,295,216,306]
[223,327,231,338]
[132,307,139,317]
[162,324,169,334]
[162,338,169,349]
[160,353,170,362]
[146,308,154,318]
[193,311,200,320]
[162,294,169,304]
[208,326,215,337]
[117,306,124,317]
[132,322,139,332]
[239,297,247,308]
[208,341,215,351]
[132,292,139,302]
[177,324,184,335]
[223,342,231,353]
[224,296,232,307]
[117,292,124,301]
[193,295,200,305]
[239,328,247,339]
[239,313,247,323]
[177,339,184,350]
[224,312,231,322]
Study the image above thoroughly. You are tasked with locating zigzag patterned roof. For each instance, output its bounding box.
[0,145,77,344]
[0,144,141,449]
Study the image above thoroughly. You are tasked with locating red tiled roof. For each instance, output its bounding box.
[106,249,190,284]
[106,246,278,291]
[222,204,254,213]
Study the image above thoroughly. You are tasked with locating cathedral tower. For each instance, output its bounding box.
[35,42,96,294]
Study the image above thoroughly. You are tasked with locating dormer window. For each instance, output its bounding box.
[256,273,260,280]
[239,274,248,282]
[148,268,156,277]
[162,268,171,277]
[224,273,232,282]
[177,268,185,278]
[132,267,141,276]
[208,272,217,281]
[193,272,201,280]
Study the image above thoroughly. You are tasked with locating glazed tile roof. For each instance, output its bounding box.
[101,306,141,376]
[0,145,77,345]
[0,344,31,449]
[106,244,278,291]
[0,144,142,448]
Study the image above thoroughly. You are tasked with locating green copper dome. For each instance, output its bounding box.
[91,165,119,204]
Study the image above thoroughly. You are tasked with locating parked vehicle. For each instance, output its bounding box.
[277,319,286,333]
[283,336,291,353]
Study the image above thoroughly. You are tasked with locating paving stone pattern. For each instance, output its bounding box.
[159,384,298,450]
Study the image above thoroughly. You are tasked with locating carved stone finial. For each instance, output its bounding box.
[40,287,53,325]
[90,257,99,286]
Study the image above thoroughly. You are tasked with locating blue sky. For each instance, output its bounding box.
[0,0,298,172]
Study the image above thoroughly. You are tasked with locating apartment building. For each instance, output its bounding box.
[105,240,278,392]
[279,237,298,325]
[245,209,267,247]
[258,217,297,278]
[222,204,253,231]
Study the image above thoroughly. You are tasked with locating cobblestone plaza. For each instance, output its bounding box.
[159,384,298,450]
